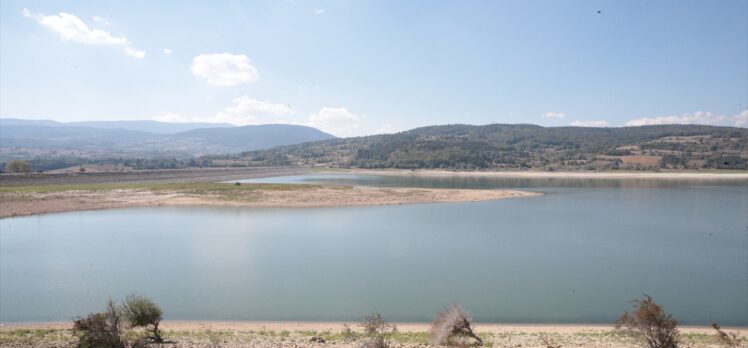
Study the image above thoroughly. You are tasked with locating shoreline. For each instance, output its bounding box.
[0,185,539,218]
[343,168,748,179]
[2,320,746,333]
[2,320,746,348]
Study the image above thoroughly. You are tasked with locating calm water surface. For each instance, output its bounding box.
[1,174,747,324]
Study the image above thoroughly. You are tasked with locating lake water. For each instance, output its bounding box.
[1,174,747,325]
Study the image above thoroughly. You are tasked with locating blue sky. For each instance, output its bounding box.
[1,0,746,136]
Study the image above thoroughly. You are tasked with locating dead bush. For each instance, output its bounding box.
[429,304,483,346]
[615,295,679,348]
[72,299,126,348]
[540,335,561,348]
[712,322,742,347]
[359,312,396,348]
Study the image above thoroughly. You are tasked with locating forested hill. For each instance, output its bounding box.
[215,124,748,170]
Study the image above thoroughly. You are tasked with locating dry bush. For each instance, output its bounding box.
[540,335,561,348]
[72,299,126,348]
[341,323,358,341]
[615,295,679,348]
[712,322,742,347]
[429,304,483,346]
[359,313,397,348]
[360,336,389,348]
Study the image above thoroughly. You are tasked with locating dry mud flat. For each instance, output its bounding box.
[0,185,538,218]
[1,322,746,348]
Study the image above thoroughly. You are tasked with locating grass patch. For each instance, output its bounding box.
[0,328,74,345]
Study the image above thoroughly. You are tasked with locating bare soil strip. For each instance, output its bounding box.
[0,185,538,218]
[0,167,306,186]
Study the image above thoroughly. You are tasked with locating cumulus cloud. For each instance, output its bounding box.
[92,16,109,25]
[541,112,566,119]
[625,111,728,127]
[191,53,258,87]
[163,48,172,55]
[313,8,325,14]
[308,107,360,136]
[23,8,144,58]
[570,120,609,127]
[734,110,748,127]
[375,124,396,134]
[152,113,188,123]
[153,97,293,126]
[151,100,363,136]
[212,96,293,124]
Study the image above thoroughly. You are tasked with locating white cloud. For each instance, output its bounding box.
[92,16,109,25]
[124,46,145,59]
[23,8,144,59]
[151,101,364,136]
[163,48,172,55]
[152,113,188,123]
[153,97,294,126]
[734,110,748,127]
[541,111,566,119]
[625,111,728,127]
[212,96,293,124]
[308,107,360,136]
[570,120,609,127]
[375,124,396,134]
[313,8,325,14]
[191,53,258,87]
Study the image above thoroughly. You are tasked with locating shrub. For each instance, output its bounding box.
[72,299,126,348]
[615,295,679,348]
[712,322,742,347]
[4,160,31,173]
[429,304,483,346]
[341,323,358,341]
[122,294,163,343]
[359,312,396,348]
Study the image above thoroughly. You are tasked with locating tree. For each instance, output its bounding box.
[430,305,483,346]
[616,295,679,348]
[122,294,164,343]
[72,299,126,348]
[4,160,31,173]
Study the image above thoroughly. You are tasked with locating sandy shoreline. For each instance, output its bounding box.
[345,168,748,179]
[2,320,745,333]
[0,186,539,218]
[2,320,745,348]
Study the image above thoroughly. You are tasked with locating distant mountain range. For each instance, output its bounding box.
[3,119,747,172]
[219,123,748,171]
[0,118,233,134]
[0,118,335,160]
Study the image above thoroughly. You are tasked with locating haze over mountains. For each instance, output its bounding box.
[0,118,234,134]
[0,118,335,160]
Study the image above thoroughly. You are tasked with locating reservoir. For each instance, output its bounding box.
[1,174,746,325]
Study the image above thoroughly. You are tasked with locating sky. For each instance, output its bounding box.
[1,0,746,136]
